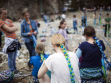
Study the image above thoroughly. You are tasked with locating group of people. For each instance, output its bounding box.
[0,7,111,83]
[80,11,111,37]
[41,13,66,23]
[82,6,111,12]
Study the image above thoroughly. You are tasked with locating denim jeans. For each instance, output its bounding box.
[85,19,87,26]
[7,48,17,72]
[73,26,78,33]
[93,18,96,25]
[25,41,36,58]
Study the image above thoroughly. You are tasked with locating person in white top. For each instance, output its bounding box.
[38,34,81,83]
[62,14,66,20]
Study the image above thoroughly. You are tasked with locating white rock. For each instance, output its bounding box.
[18,59,25,63]
[22,50,28,55]
[17,62,27,70]
[18,54,24,59]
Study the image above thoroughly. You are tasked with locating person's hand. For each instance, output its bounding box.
[33,31,37,35]
[15,27,18,31]
[28,32,32,36]
[73,47,78,53]
[12,26,18,31]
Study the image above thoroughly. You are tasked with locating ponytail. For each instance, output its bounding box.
[58,26,61,29]
[93,36,111,68]
[40,51,45,62]
[60,44,75,83]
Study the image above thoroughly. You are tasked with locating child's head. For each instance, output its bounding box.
[35,43,45,55]
[106,13,109,17]
[58,20,66,29]
[32,16,36,20]
[73,15,76,18]
[83,26,96,39]
[50,34,65,50]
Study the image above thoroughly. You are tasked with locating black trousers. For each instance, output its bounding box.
[25,41,36,58]
[104,24,110,37]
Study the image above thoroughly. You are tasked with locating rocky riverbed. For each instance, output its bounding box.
[0,11,111,83]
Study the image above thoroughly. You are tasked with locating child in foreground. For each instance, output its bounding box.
[38,34,81,83]
[30,43,51,83]
[73,15,78,34]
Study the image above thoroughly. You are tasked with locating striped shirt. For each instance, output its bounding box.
[0,19,17,39]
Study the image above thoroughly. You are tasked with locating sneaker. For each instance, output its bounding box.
[13,70,20,74]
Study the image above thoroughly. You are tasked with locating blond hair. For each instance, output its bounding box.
[50,34,65,46]
[35,43,45,55]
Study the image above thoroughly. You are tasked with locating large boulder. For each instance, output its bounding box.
[1,0,59,21]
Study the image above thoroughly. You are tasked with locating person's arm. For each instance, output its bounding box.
[30,58,33,65]
[18,18,21,22]
[75,48,82,58]
[21,23,29,36]
[110,18,111,24]
[2,24,18,32]
[38,61,48,79]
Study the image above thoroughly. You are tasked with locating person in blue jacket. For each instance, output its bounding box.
[73,15,78,33]
[21,11,38,66]
[30,43,50,83]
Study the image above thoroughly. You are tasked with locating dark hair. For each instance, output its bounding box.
[22,11,29,16]
[0,8,7,14]
[58,20,66,29]
[35,43,45,56]
[83,26,96,37]
[106,13,109,16]
[73,15,76,17]
[32,16,37,20]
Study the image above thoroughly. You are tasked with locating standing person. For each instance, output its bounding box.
[108,6,111,12]
[32,16,40,28]
[62,13,66,20]
[99,14,102,26]
[21,11,38,66]
[43,14,48,23]
[81,13,84,28]
[58,14,61,20]
[30,43,50,83]
[84,12,87,27]
[100,7,103,12]
[73,15,78,33]
[94,7,96,13]
[103,6,105,11]
[93,13,96,27]
[74,26,108,82]
[38,34,81,83]
[0,8,19,73]
[58,20,69,50]
[83,7,86,12]
[18,16,24,24]
[104,13,111,37]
